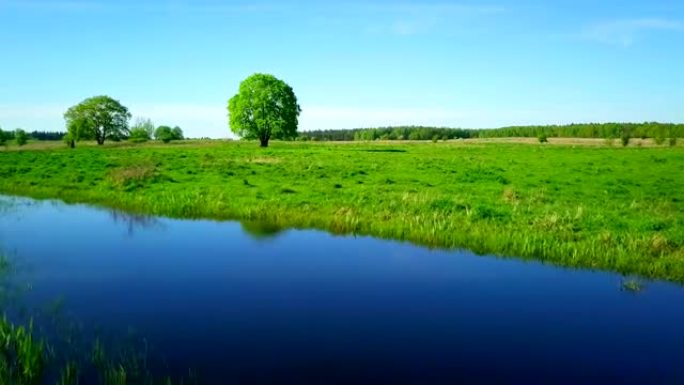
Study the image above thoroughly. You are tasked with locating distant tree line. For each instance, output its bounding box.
[471,122,684,139]
[0,128,66,142]
[299,122,684,141]
[30,130,66,140]
[300,126,473,141]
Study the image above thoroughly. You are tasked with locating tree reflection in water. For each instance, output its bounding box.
[109,210,163,236]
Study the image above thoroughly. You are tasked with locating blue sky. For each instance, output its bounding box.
[0,0,683,138]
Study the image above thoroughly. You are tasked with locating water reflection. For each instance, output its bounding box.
[109,209,163,236]
[239,220,284,240]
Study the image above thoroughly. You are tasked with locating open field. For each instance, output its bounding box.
[0,140,682,281]
[1,136,681,152]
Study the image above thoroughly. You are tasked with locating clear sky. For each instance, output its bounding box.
[1,0,683,138]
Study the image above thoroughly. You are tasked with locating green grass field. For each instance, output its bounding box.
[1,140,682,281]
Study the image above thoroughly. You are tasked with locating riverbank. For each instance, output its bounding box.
[1,140,682,281]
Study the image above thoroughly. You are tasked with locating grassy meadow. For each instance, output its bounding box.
[0,140,682,282]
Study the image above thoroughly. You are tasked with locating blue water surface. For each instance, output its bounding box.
[0,195,683,385]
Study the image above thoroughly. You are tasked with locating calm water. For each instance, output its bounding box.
[1,195,683,384]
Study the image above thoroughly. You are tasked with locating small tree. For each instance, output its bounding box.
[537,133,548,143]
[129,118,155,143]
[228,73,301,147]
[64,95,131,146]
[154,125,174,143]
[172,126,184,140]
[14,129,28,146]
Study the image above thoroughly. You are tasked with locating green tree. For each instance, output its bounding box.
[228,73,301,147]
[63,96,131,146]
[14,129,28,146]
[0,127,6,146]
[172,126,184,140]
[129,118,155,143]
[154,125,174,143]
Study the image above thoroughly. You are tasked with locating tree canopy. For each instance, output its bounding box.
[228,73,301,147]
[64,95,131,145]
[154,125,184,143]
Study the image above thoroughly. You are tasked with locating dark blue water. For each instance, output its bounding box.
[1,195,683,385]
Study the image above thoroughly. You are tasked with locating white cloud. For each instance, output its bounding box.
[581,18,684,46]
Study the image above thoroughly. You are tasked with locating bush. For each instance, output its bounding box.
[669,137,678,147]
[129,128,151,143]
[654,136,666,145]
[0,128,6,146]
[63,132,75,148]
[537,133,548,143]
[129,118,154,142]
[604,137,615,147]
[14,129,28,146]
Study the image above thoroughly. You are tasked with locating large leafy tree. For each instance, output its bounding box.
[228,73,301,147]
[64,96,131,145]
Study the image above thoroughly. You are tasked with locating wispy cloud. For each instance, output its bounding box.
[361,3,504,36]
[581,18,684,46]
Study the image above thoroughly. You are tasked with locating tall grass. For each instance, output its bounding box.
[0,254,193,385]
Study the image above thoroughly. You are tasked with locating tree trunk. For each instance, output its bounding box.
[69,139,75,149]
[259,137,269,147]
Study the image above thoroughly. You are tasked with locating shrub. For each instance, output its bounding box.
[63,132,75,148]
[0,128,6,146]
[654,136,666,145]
[537,133,548,143]
[604,137,615,147]
[129,118,154,143]
[14,129,28,146]
[129,127,151,143]
[669,137,678,147]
